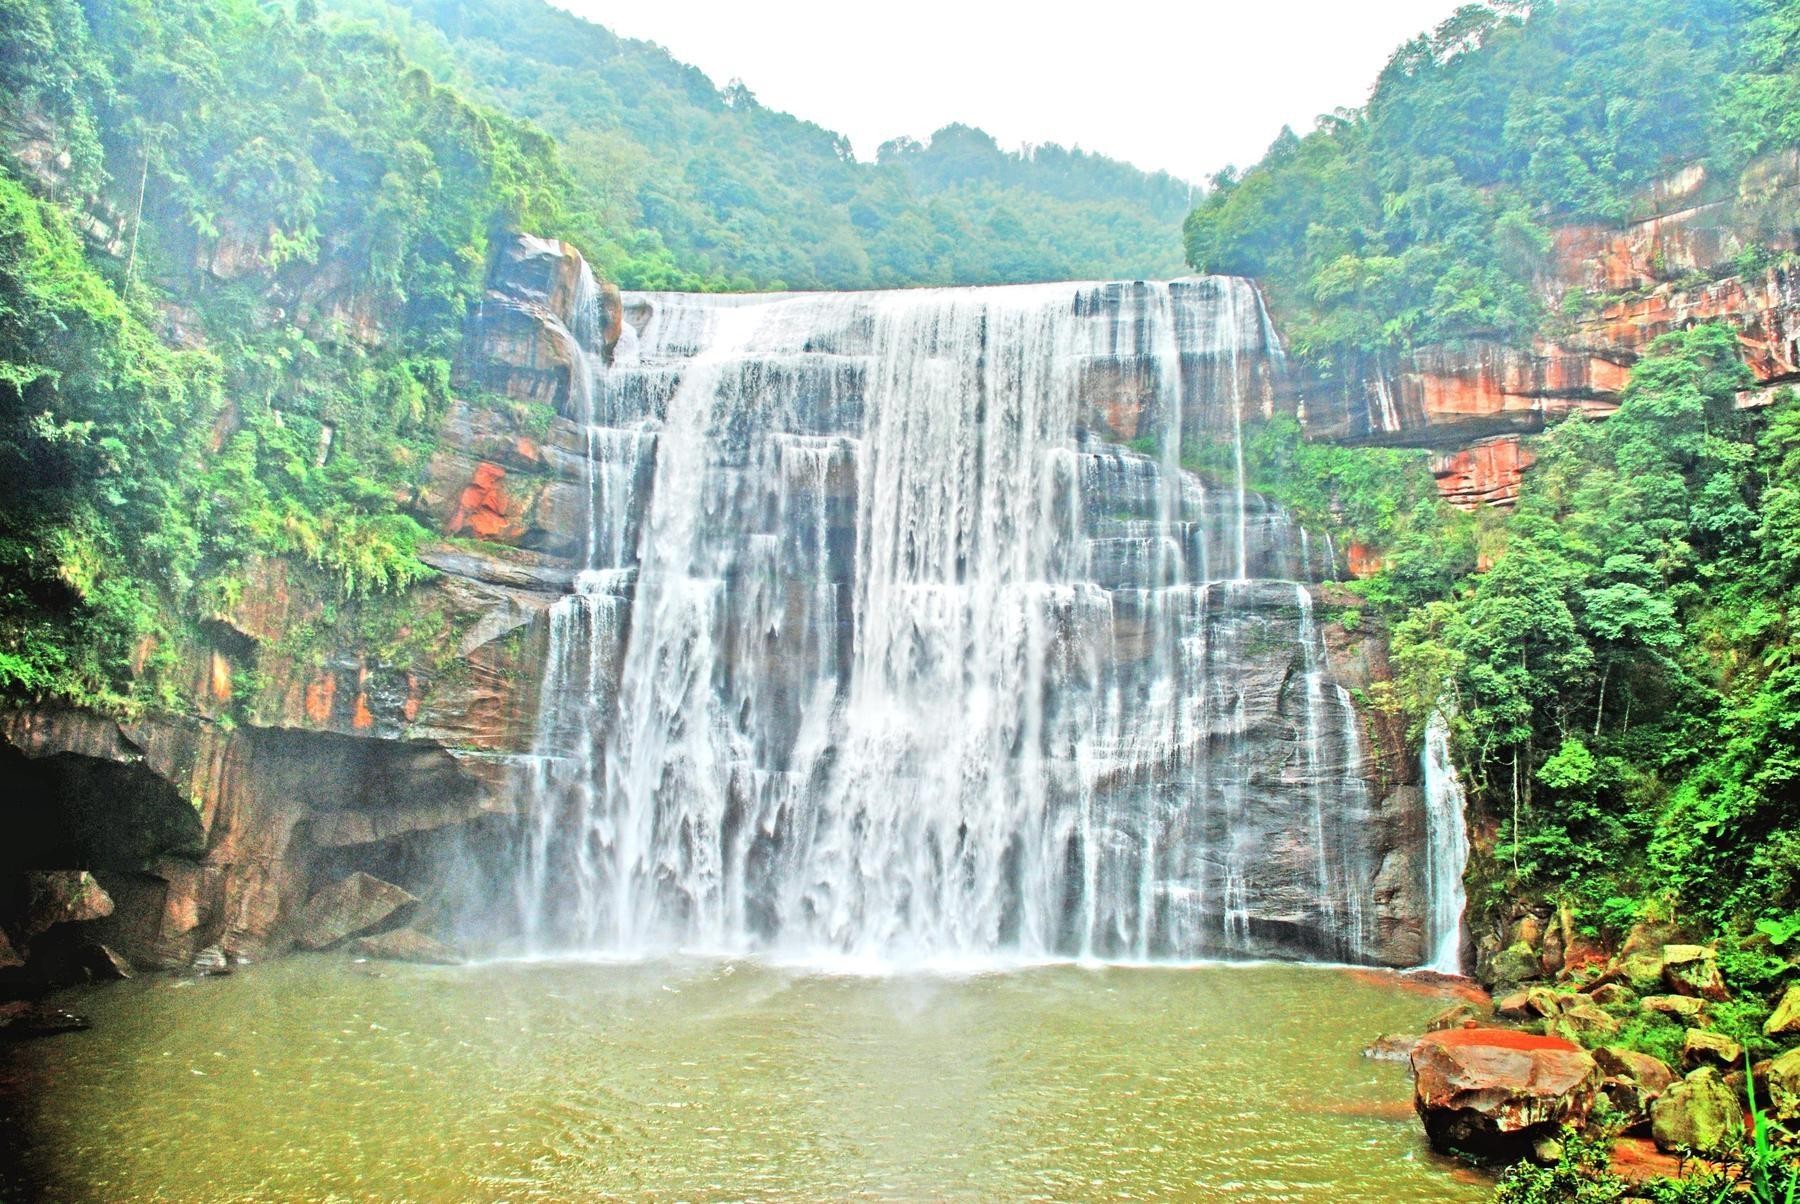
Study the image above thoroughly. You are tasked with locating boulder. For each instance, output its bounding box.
[1765,1047,1800,1123]
[293,872,417,951]
[1642,994,1706,1020]
[350,928,462,966]
[77,942,132,980]
[1410,1028,1602,1163]
[20,870,114,939]
[1594,1047,1677,1095]
[1487,943,1544,992]
[1525,987,1572,1017]
[1584,982,1635,1009]
[1661,945,1728,1002]
[1620,920,1682,959]
[1494,990,1534,1020]
[1550,1002,1621,1043]
[1764,984,1800,1038]
[1508,914,1546,950]
[1616,951,1668,995]
[1427,1001,1485,1031]
[1681,1028,1743,1073]
[1595,1047,1676,1131]
[1651,1068,1741,1153]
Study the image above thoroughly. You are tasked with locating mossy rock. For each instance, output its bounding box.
[1767,1047,1800,1123]
[1488,943,1543,991]
[1617,951,1668,995]
[1651,1068,1740,1153]
[1764,984,1800,1038]
[1661,945,1728,1002]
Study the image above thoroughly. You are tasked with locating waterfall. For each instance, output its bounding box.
[504,278,1389,966]
[1420,711,1470,974]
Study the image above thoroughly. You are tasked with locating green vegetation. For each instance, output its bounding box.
[1330,326,1800,1017]
[1182,0,1800,377]
[319,0,1191,289]
[1,0,596,710]
[1495,1060,1798,1202]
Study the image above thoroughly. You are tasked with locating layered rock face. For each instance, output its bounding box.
[481,275,1433,966]
[1295,150,1800,508]
[0,241,615,973]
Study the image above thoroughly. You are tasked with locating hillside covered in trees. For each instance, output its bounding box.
[324,0,1193,290]
[1184,0,1800,379]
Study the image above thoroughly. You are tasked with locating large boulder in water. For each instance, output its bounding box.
[294,872,416,951]
[1410,1028,1601,1163]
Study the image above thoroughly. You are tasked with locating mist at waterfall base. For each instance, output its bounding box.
[441,274,1469,971]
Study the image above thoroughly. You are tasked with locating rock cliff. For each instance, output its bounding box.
[1292,150,1800,508]
[0,239,614,972]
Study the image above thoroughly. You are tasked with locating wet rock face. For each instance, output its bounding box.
[293,872,417,951]
[488,280,1434,967]
[460,235,622,407]
[0,711,495,970]
[1410,1028,1602,1164]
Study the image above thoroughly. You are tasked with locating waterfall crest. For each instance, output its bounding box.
[503,277,1393,965]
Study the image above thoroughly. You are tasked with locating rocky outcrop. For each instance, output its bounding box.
[459,234,621,406]
[0,709,500,971]
[1411,1028,1602,1163]
[1432,436,1537,510]
[293,872,417,951]
[1292,150,1800,509]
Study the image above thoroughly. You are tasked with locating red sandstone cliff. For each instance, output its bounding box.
[1297,149,1800,508]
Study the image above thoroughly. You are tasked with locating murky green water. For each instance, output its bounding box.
[0,958,1492,1201]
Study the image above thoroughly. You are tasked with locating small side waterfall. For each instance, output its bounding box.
[497,277,1408,966]
[1420,711,1470,974]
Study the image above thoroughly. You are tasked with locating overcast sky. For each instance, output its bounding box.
[552,0,1469,184]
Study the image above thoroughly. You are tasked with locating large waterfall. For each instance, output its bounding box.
[502,276,1403,966]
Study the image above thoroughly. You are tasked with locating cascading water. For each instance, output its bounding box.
[504,276,1395,965]
[1420,711,1471,973]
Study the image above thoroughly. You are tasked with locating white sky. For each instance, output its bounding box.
[551,0,1470,184]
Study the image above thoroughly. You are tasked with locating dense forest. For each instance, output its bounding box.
[324,0,1193,289]
[4,0,1800,1194]
[1,0,589,709]
[1184,0,1798,378]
